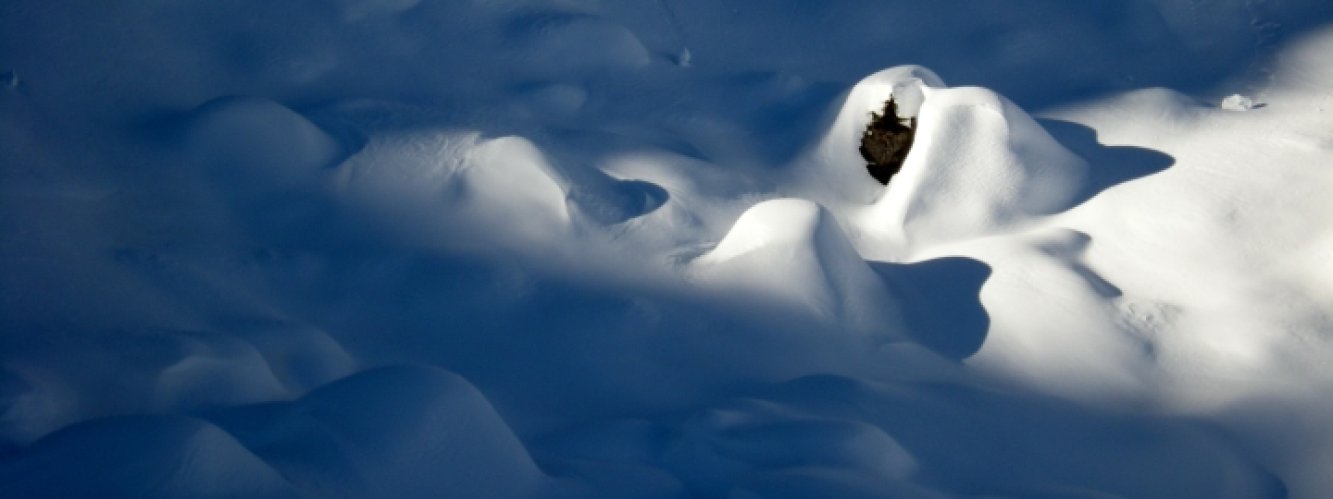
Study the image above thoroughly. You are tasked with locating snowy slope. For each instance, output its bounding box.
[3,1,1333,497]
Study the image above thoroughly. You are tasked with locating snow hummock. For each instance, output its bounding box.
[3,1,1333,497]
[855,83,1088,255]
[691,198,903,335]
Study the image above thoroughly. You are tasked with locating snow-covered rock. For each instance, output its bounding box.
[854,84,1088,254]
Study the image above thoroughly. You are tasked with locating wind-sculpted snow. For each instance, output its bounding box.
[332,130,572,250]
[798,65,946,207]
[691,199,904,336]
[0,416,296,498]
[874,85,1088,247]
[799,67,1088,257]
[2,367,548,498]
[4,0,1333,497]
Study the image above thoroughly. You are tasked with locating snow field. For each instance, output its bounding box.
[3,1,1333,497]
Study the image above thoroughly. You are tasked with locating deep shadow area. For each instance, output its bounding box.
[872,257,992,360]
[1039,119,1176,205]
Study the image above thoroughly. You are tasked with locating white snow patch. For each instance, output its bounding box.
[1222,93,1257,111]
[692,198,903,336]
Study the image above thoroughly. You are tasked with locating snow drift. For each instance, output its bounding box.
[4,0,1333,497]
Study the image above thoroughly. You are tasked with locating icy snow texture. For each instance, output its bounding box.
[3,0,1333,497]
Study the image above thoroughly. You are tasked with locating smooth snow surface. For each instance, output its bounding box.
[3,1,1333,497]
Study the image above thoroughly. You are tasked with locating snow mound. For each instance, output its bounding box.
[799,65,946,206]
[5,1,1333,497]
[151,332,289,411]
[331,130,571,250]
[4,366,548,497]
[795,65,1086,258]
[184,96,345,188]
[0,416,294,498]
[227,322,357,395]
[665,397,918,497]
[0,329,326,451]
[508,12,652,75]
[856,84,1088,253]
[287,365,547,497]
[182,96,349,242]
[692,199,902,336]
